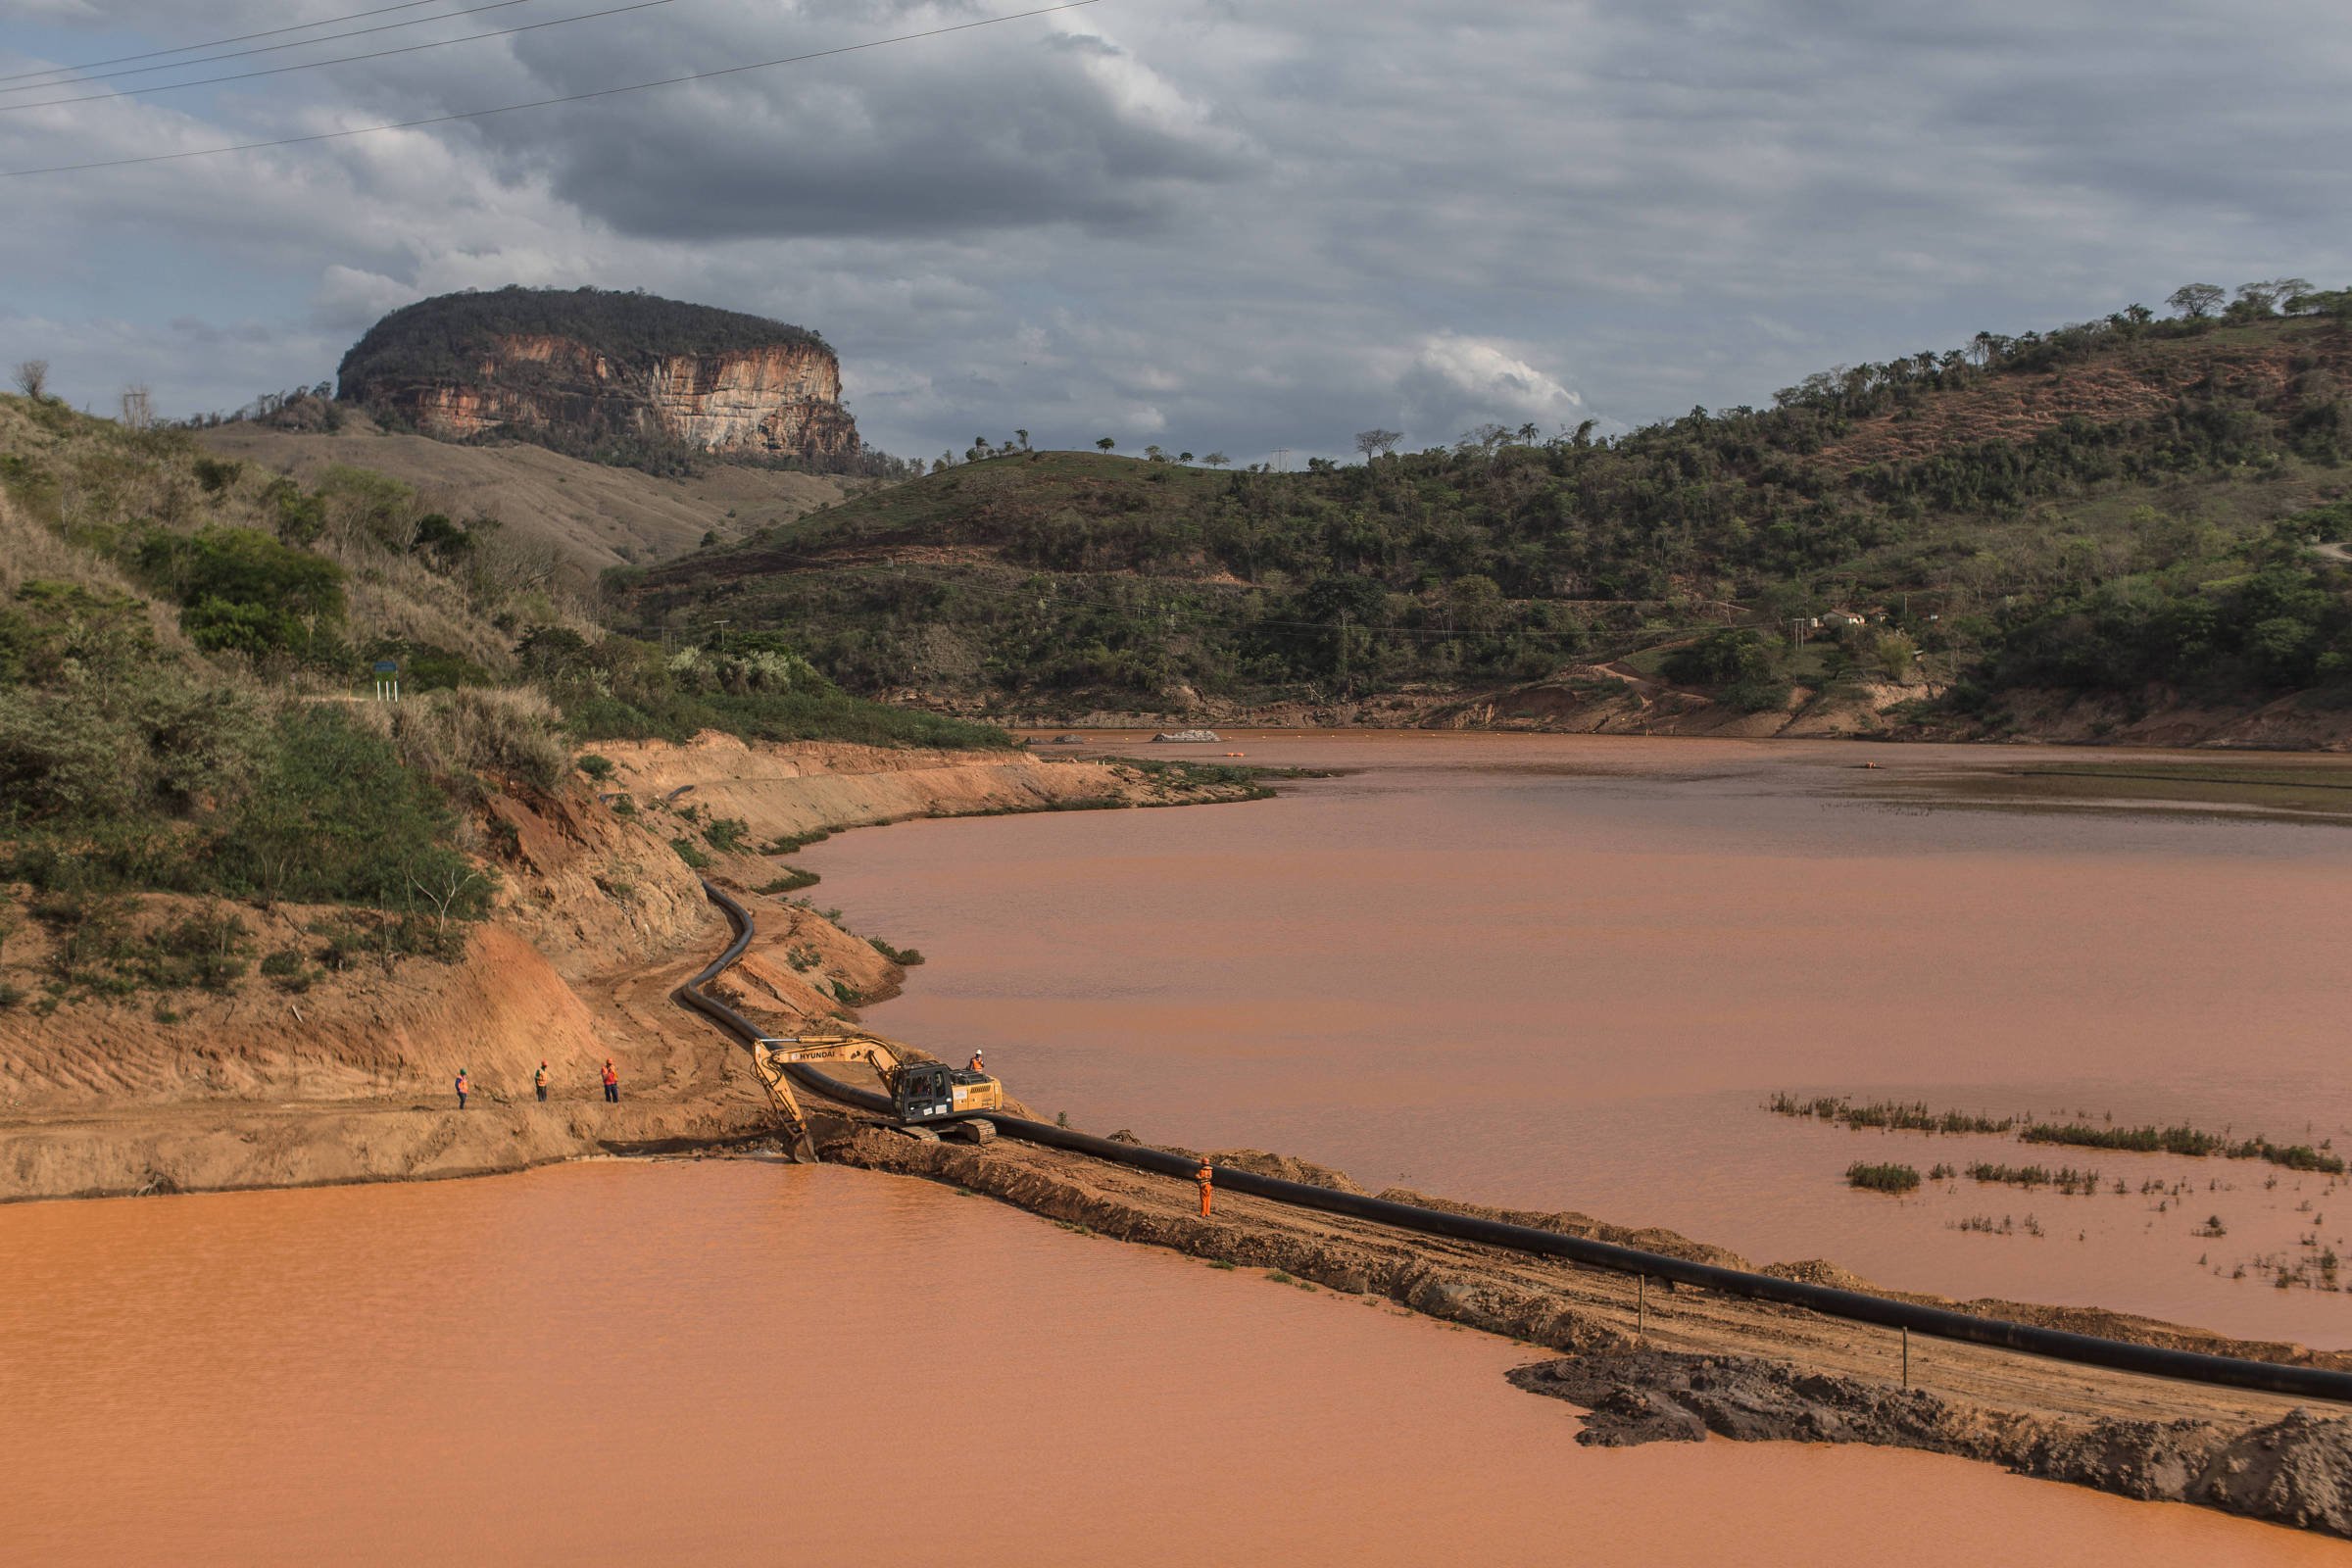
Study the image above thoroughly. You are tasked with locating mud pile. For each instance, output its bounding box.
[1513,1349,2352,1537]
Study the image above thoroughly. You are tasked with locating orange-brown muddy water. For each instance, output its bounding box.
[4,1160,2338,1565]
[810,732,2352,1347]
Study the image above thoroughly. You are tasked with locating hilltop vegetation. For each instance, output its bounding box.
[621,287,2352,724]
[0,392,1007,931]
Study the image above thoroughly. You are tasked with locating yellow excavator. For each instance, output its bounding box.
[753,1033,1005,1161]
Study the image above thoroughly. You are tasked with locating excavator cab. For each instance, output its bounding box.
[896,1063,956,1122]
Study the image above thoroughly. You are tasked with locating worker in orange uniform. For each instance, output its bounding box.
[967,1050,985,1074]
[455,1068,469,1110]
[602,1059,619,1103]
[534,1061,550,1102]
[1196,1158,1213,1217]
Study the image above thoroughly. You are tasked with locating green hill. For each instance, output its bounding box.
[617,294,2352,726]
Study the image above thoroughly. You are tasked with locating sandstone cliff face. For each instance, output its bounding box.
[375,334,858,462]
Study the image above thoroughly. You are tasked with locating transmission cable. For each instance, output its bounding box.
[1,0,675,113]
[0,0,492,86]
[0,0,1102,176]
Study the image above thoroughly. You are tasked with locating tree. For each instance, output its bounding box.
[1014,428,1030,451]
[2233,278,2313,317]
[1096,436,1116,452]
[1178,451,1194,463]
[1144,444,1166,462]
[2168,282,2226,319]
[12,360,47,400]
[1353,428,1402,461]
[1202,452,1229,468]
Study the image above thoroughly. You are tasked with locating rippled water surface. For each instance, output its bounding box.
[5,1161,2338,1565]
[809,732,2352,1346]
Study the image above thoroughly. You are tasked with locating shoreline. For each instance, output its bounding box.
[13,733,2352,1536]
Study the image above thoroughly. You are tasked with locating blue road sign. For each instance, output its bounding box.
[373,660,399,674]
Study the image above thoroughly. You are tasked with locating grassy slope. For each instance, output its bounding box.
[198,411,856,577]
[620,311,2352,720]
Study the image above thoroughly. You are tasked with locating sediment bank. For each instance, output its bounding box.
[0,738,1256,1203]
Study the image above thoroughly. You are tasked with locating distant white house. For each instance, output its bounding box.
[1820,609,1868,630]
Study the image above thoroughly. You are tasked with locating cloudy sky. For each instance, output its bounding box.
[2,0,2347,464]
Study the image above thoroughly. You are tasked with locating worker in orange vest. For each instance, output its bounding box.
[455,1068,469,1110]
[602,1059,619,1103]
[967,1050,985,1074]
[533,1061,550,1102]
[1196,1158,1213,1217]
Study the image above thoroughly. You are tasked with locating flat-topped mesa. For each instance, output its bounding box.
[337,285,859,464]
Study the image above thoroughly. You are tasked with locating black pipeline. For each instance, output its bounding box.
[685,882,2352,1405]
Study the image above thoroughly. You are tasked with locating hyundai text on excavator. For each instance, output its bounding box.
[753,1033,1005,1161]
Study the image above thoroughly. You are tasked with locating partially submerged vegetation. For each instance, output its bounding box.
[2022,1122,2344,1174]
[1845,1161,1922,1194]
[1777,1090,2345,1182]
[1961,1163,2103,1195]
[1768,1093,2014,1135]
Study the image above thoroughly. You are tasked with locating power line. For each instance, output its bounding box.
[0,0,1102,177]
[0,0,489,86]
[1,0,673,113]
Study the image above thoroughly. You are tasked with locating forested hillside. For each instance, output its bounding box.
[621,287,2352,728]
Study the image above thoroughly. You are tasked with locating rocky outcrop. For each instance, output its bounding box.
[374,335,857,461]
[337,288,859,463]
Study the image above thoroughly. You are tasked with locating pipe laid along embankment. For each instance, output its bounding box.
[682,880,2352,1405]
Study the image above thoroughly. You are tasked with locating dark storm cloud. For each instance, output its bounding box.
[6,0,2352,458]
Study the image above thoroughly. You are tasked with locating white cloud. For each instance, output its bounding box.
[1406,333,1582,422]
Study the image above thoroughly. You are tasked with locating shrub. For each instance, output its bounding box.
[140,526,346,657]
[754,867,819,895]
[218,706,490,909]
[386,687,567,793]
[868,936,925,966]
[1845,1161,1921,1194]
[703,815,751,854]
[669,836,710,869]
[576,753,615,780]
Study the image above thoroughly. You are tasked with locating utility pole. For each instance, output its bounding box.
[1274,448,1291,473]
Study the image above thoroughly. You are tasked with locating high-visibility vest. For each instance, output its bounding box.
[602,1065,617,1086]
[534,1067,548,1087]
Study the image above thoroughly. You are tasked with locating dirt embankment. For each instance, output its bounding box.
[583,732,1237,842]
[0,738,1256,1203]
[1513,1350,2352,1537]
[808,1110,2352,1538]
